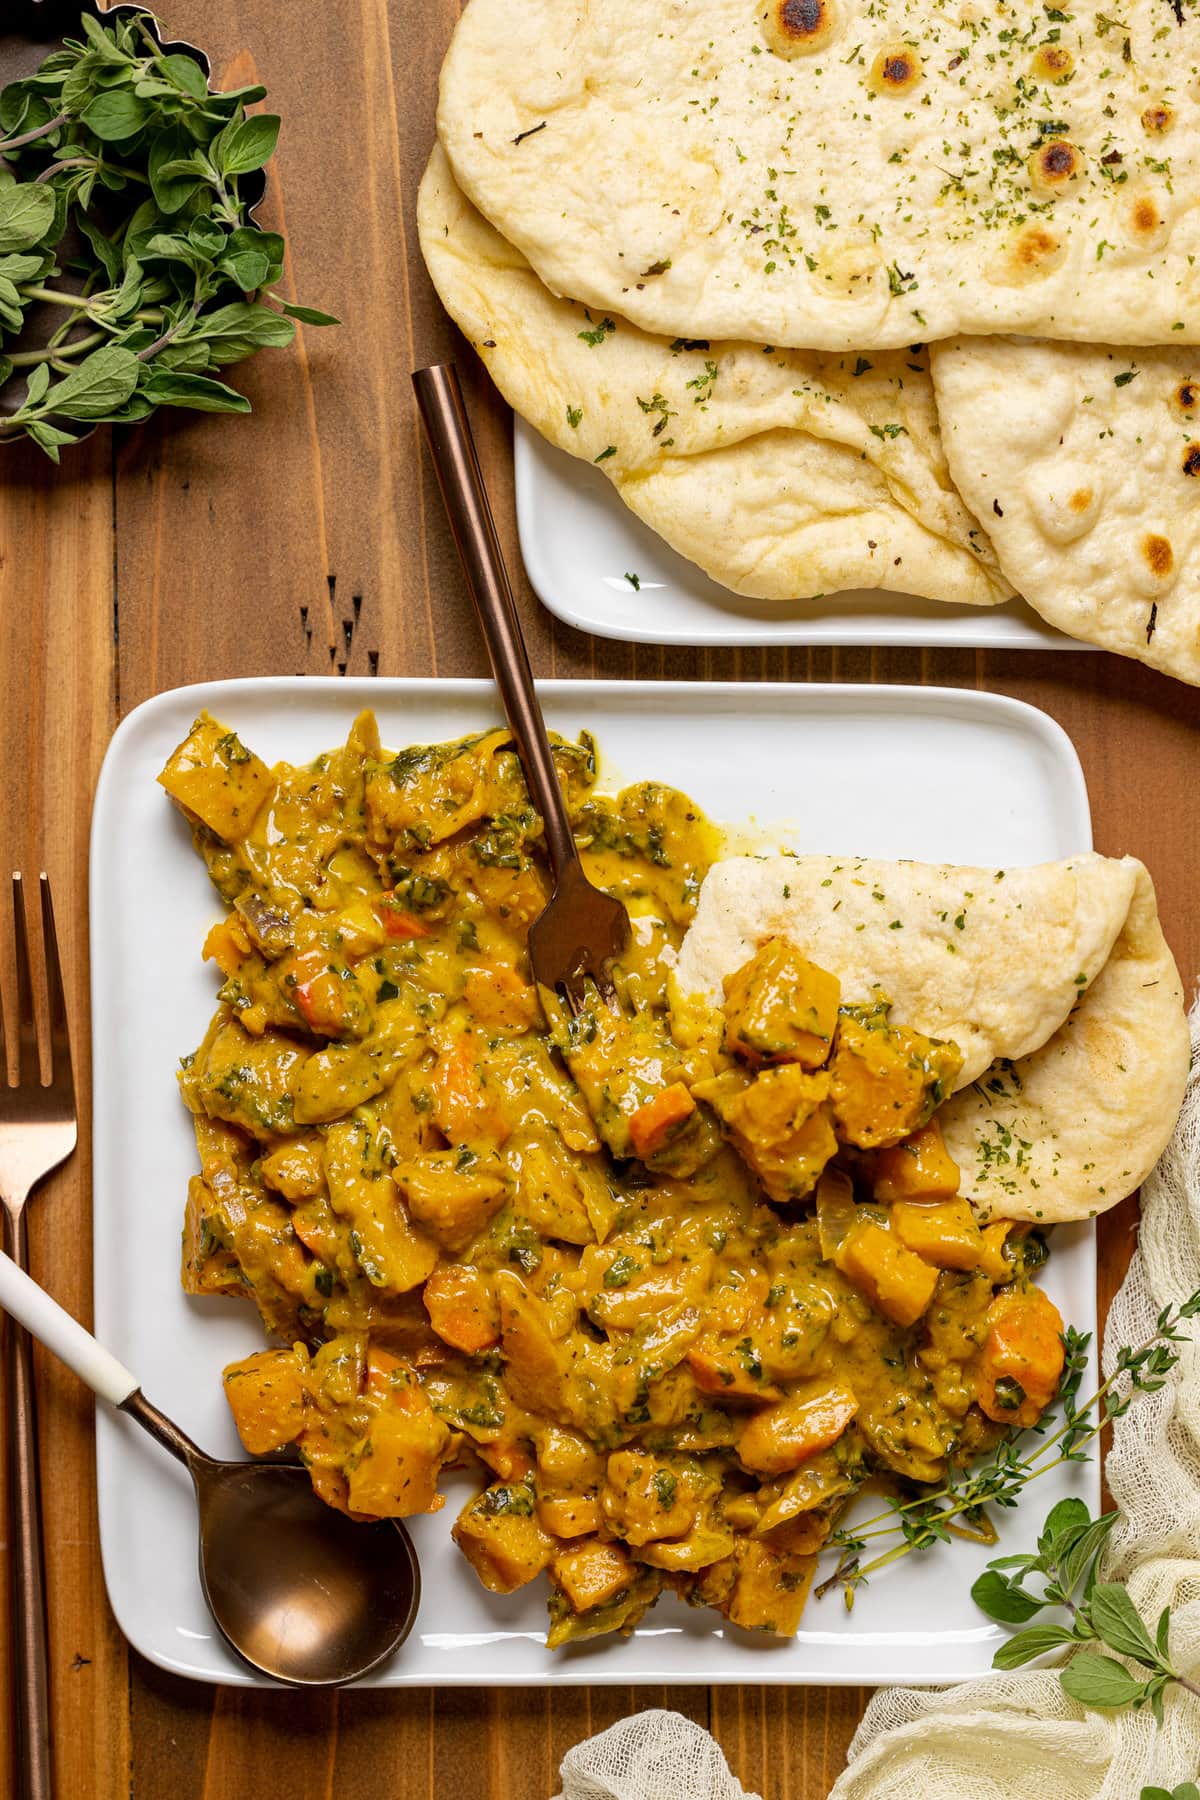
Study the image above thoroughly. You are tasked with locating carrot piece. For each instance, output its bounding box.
[431,1031,510,1145]
[737,1383,858,1476]
[628,1082,697,1159]
[363,1346,405,1404]
[374,899,432,940]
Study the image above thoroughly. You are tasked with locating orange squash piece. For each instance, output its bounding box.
[977,1288,1065,1428]
[628,1082,697,1159]
[873,1119,961,1202]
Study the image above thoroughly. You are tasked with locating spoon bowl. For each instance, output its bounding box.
[0,1250,422,1688]
[194,1458,421,1686]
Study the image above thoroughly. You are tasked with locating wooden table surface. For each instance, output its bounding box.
[0,3,1196,1796]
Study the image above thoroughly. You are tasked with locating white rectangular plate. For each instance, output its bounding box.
[92,677,1097,1688]
[515,419,1090,651]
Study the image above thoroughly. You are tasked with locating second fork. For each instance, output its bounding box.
[2,874,78,1800]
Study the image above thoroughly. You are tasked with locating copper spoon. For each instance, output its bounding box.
[412,362,630,1012]
[0,1249,420,1685]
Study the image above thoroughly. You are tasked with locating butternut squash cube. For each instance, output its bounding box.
[722,940,841,1068]
[158,713,273,843]
[873,1120,961,1202]
[345,1381,455,1517]
[829,1015,962,1149]
[892,1199,984,1272]
[453,1484,556,1592]
[835,1221,939,1327]
[423,1263,500,1354]
[223,1346,308,1455]
[977,1288,1065,1429]
[259,1136,326,1201]
[537,1494,602,1538]
[393,1149,509,1253]
[700,1065,837,1203]
[726,1539,816,1636]
[551,1538,636,1613]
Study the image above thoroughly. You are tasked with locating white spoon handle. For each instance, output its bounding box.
[0,1249,137,1407]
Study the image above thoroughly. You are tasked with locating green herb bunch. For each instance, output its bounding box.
[974,1495,1200,1718]
[819,1289,1200,1603]
[0,9,336,459]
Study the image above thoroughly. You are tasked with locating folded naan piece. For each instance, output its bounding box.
[930,337,1200,685]
[673,853,1188,1221]
[438,0,1200,352]
[417,148,1010,607]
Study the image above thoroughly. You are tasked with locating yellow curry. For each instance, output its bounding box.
[160,711,1066,1646]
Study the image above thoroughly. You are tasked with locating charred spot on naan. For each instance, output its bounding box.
[761,0,839,57]
[1028,139,1083,195]
[1135,532,1177,594]
[1025,464,1101,544]
[1141,102,1176,134]
[867,45,922,95]
[1031,43,1074,82]
[996,223,1066,284]
[1125,190,1170,252]
[1172,379,1198,419]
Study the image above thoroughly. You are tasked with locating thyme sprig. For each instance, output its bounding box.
[818,1290,1200,1604]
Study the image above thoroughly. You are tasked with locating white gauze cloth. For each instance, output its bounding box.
[554,1005,1200,1800]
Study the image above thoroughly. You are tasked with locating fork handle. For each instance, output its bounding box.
[4,1211,51,1800]
[412,363,580,881]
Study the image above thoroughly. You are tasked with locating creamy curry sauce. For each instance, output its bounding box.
[160,711,1065,1646]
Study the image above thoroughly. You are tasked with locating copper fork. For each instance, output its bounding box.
[1,874,77,1800]
[412,363,629,1010]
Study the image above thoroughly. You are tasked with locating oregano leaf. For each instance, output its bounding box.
[139,369,251,413]
[275,300,340,326]
[971,1569,1045,1626]
[157,53,209,101]
[1040,1497,1091,1552]
[1089,1584,1164,1670]
[43,343,139,419]
[0,182,57,254]
[81,90,153,142]
[991,1624,1077,1671]
[1060,1652,1150,1711]
[24,360,49,405]
[217,113,280,175]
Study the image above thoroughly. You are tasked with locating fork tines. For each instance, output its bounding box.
[2,874,73,1095]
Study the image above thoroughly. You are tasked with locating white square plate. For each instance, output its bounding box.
[515,419,1091,651]
[91,677,1097,1687]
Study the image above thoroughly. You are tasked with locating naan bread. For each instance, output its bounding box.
[930,337,1200,685]
[939,864,1189,1222]
[438,0,1200,352]
[418,148,1010,607]
[673,852,1188,1220]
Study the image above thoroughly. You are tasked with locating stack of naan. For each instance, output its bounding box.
[421,0,1200,685]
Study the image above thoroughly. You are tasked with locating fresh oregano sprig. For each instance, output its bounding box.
[0,9,336,458]
[974,1494,1200,1722]
[1141,1785,1200,1800]
[818,1288,1200,1604]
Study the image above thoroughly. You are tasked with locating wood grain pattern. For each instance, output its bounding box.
[0,2,1196,1796]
